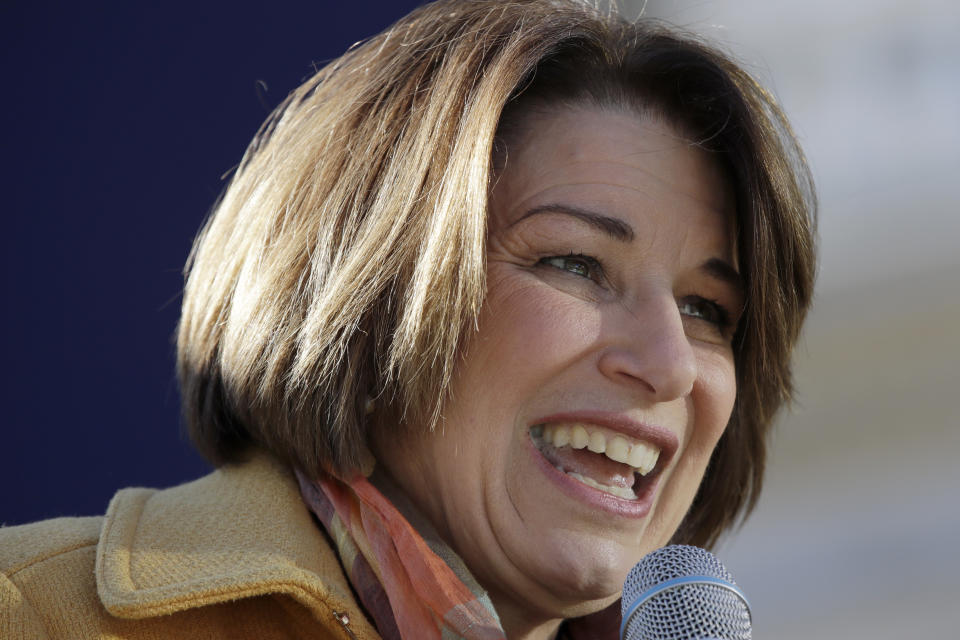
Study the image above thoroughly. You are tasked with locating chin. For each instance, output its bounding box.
[521,529,642,606]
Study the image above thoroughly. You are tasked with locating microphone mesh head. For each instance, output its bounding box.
[621,545,751,640]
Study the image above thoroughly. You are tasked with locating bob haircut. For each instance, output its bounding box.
[178,0,816,549]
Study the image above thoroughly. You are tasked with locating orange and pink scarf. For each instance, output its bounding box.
[296,470,619,640]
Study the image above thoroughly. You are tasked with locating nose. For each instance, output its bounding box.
[597,294,697,402]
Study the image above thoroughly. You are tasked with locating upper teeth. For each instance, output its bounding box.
[535,423,660,476]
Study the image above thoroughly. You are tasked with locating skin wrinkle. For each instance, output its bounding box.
[534,211,741,302]
[510,112,722,209]
[505,210,743,332]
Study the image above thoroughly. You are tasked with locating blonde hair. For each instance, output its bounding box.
[178,0,816,548]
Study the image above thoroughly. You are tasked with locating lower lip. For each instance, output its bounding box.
[525,434,659,519]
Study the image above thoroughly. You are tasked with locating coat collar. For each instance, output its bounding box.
[95,453,375,635]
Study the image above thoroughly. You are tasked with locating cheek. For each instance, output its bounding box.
[676,349,737,474]
[694,350,738,445]
[651,350,736,538]
[472,270,602,375]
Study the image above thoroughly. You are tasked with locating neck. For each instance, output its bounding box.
[492,589,623,640]
[491,593,564,640]
[499,609,563,640]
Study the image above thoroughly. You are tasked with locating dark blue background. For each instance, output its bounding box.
[1,1,423,526]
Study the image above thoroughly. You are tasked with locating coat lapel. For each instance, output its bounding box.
[94,453,371,636]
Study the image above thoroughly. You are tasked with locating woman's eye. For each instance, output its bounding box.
[678,297,730,329]
[539,254,599,279]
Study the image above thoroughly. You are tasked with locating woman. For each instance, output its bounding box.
[1,1,815,638]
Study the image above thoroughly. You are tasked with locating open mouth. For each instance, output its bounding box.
[530,423,662,501]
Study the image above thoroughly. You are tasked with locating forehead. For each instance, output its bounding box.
[491,106,737,260]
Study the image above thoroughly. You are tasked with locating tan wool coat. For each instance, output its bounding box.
[0,455,380,639]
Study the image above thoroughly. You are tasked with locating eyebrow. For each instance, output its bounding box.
[701,257,745,299]
[515,202,744,296]
[513,203,635,242]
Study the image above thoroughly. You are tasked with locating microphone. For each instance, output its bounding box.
[620,545,752,640]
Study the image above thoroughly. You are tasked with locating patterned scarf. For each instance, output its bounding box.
[296,470,620,640]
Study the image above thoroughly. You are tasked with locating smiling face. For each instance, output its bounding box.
[370,107,742,635]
